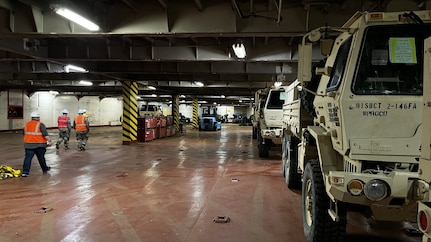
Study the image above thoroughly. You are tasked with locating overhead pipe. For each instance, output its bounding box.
[231,0,244,18]
[277,0,282,23]
[272,0,283,23]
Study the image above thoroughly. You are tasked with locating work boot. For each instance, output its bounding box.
[43,166,51,174]
[55,143,59,149]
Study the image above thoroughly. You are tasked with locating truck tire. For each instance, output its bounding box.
[282,135,301,189]
[302,160,346,242]
[258,132,269,158]
[259,141,269,158]
[281,135,287,176]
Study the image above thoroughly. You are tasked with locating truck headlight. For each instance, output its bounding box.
[364,179,388,201]
[264,130,275,137]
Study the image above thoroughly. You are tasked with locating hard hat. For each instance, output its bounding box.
[30,111,40,118]
[83,109,87,113]
[62,109,69,114]
[78,109,84,114]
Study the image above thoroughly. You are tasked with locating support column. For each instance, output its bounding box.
[192,98,199,129]
[173,95,180,132]
[122,81,138,145]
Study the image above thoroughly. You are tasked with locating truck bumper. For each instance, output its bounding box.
[326,170,419,221]
[261,128,283,144]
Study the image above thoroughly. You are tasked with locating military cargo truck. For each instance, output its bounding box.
[282,10,431,242]
[256,86,286,158]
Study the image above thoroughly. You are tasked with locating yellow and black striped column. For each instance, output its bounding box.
[122,81,138,145]
[172,95,180,132]
[192,98,199,129]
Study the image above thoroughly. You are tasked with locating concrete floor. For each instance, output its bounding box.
[0,124,422,242]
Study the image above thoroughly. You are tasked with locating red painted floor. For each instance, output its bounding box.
[0,124,421,242]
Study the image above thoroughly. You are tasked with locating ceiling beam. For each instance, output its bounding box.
[193,0,204,11]
[121,0,138,13]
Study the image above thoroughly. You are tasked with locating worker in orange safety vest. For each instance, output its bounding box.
[56,109,71,150]
[21,111,52,177]
[73,109,90,150]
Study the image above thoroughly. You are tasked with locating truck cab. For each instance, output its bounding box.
[257,86,286,157]
[139,104,163,117]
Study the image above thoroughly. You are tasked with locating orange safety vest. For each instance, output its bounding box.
[24,120,47,143]
[58,115,68,129]
[74,115,87,131]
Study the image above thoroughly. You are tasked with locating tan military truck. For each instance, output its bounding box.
[282,10,431,241]
[139,103,163,117]
[252,87,269,139]
[256,86,286,158]
[417,37,431,242]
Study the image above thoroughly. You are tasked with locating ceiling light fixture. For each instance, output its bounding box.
[194,81,204,87]
[65,64,87,73]
[78,80,93,86]
[54,7,100,31]
[274,81,283,87]
[232,43,246,58]
[148,86,156,90]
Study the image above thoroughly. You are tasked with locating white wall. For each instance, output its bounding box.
[0,90,123,131]
[0,90,253,131]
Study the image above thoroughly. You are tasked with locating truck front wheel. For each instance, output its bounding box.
[258,132,270,158]
[302,160,346,242]
[282,135,301,189]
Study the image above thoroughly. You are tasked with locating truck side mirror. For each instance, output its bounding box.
[298,43,313,84]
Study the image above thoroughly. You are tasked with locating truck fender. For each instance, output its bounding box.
[303,126,340,178]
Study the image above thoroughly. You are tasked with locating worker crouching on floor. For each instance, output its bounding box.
[56,109,71,150]
[22,111,52,177]
[73,109,90,151]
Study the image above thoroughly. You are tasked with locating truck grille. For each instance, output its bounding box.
[344,159,361,173]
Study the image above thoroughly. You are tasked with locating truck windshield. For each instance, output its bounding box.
[352,24,431,95]
[266,90,284,109]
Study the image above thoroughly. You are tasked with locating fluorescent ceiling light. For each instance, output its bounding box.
[221,95,225,98]
[151,94,157,97]
[194,81,204,87]
[65,64,87,73]
[148,86,156,90]
[78,80,93,86]
[180,95,186,98]
[55,8,100,31]
[232,43,246,58]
